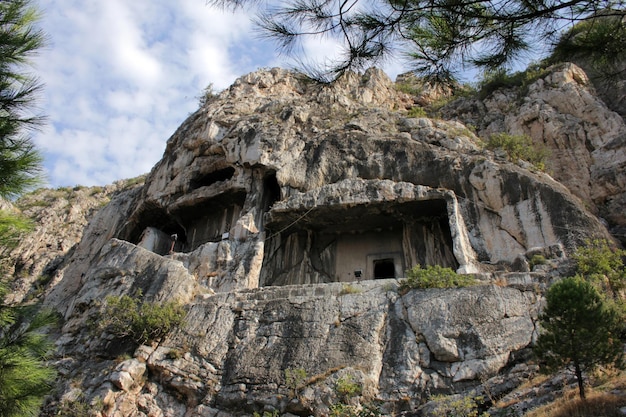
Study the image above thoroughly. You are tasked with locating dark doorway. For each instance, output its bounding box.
[374,258,396,279]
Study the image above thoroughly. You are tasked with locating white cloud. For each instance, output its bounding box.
[32,0,280,188]
[30,0,407,189]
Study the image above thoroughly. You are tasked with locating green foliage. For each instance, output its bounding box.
[395,82,424,96]
[210,0,613,83]
[0,139,43,199]
[0,209,32,250]
[339,284,362,295]
[88,186,104,195]
[97,293,186,346]
[122,175,146,189]
[282,369,381,417]
[477,64,550,99]
[572,239,626,296]
[406,107,427,118]
[429,394,490,417]
[400,265,477,292]
[398,82,477,117]
[335,374,362,401]
[284,367,307,398]
[529,255,548,269]
[330,403,351,417]
[0,0,46,199]
[0,284,57,417]
[485,132,548,171]
[534,276,624,399]
[330,403,357,417]
[166,348,183,360]
[329,402,381,417]
[0,3,52,415]
[549,14,626,79]
[197,82,217,107]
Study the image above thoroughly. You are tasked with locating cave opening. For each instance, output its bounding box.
[117,203,187,256]
[118,190,247,255]
[262,172,281,212]
[190,166,235,190]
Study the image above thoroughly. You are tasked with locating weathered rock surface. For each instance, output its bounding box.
[442,63,626,243]
[1,180,143,304]
[50,252,543,416]
[2,65,622,416]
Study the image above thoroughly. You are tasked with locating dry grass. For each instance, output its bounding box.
[524,371,626,417]
[525,390,626,417]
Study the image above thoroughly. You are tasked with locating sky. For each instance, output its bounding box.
[30,0,405,188]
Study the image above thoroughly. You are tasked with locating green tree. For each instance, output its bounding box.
[572,239,626,297]
[0,208,56,417]
[534,276,624,399]
[0,285,57,417]
[0,2,53,415]
[0,0,45,199]
[549,12,626,80]
[210,0,625,83]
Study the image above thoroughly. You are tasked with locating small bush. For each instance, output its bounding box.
[478,63,550,99]
[98,294,186,346]
[122,175,146,189]
[529,254,548,269]
[88,186,104,196]
[399,265,476,292]
[395,82,424,96]
[336,374,362,401]
[166,348,183,360]
[329,403,382,417]
[407,107,427,118]
[330,403,358,417]
[429,394,490,417]
[339,284,362,295]
[572,239,626,296]
[198,83,217,107]
[485,132,548,171]
[285,367,307,398]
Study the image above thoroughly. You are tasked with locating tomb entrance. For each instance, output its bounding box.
[260,196,458,286]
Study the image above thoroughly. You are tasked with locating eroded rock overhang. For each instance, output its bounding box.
[261,179,479,286]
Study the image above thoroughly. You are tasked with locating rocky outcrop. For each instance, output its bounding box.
[3,66,620,416]
[45,67,609,319]
[49,244,543,416]
[1,180,143,304]
[442,63,626,243]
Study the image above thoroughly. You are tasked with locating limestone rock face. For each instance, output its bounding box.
[442,63,626,242]
[1,181,142,304]
[51,275,541,416]
[8,67,618,415]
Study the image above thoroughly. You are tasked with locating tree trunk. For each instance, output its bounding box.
[574,361,586,399]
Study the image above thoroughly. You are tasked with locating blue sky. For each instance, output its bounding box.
[30,0,406,188]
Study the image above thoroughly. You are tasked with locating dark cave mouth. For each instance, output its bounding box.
[261,198,459,285]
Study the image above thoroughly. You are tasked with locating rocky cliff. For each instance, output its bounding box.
[3,64,625,416]
[442,63,626,243]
